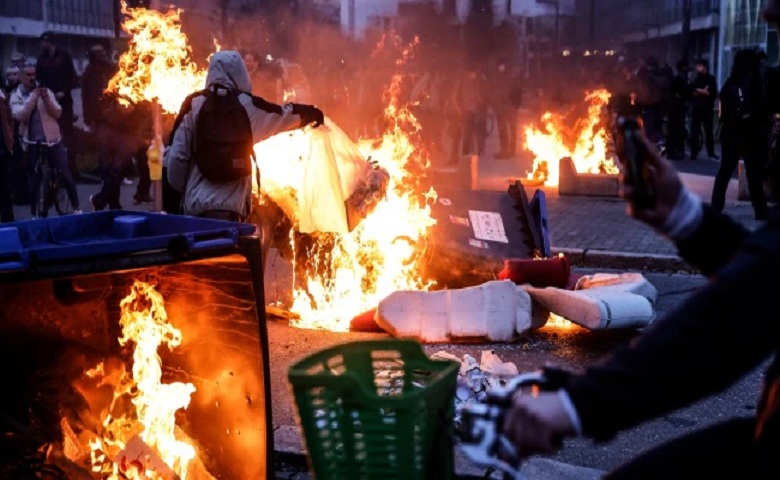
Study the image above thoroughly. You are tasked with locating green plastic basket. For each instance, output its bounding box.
[288,339,460,480]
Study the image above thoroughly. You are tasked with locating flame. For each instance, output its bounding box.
[525,89,619,186]
[107,2,215,114]
[85,281,199,478]
[544,313,578,330]
[253,34,435,332]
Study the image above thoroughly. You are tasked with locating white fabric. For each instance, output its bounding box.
[375,281,533,343]
[525,273,657,330]
[661,188,703,242]
[254,117,374,234]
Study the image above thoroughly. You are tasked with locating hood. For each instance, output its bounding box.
[205,50,252,92]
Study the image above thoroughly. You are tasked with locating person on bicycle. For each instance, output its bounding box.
[9,63,80,217]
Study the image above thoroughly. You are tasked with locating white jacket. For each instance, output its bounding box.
[165,50,303,217]
[10,85,62,146]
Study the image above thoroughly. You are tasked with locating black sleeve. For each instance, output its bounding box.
[250,94,284,115]
[677,205,749,277]
[566,222,780,441]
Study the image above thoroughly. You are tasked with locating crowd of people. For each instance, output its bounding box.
[0,32,154,222]
[604,49,780,220]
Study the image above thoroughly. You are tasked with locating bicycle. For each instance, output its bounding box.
[28,142,74,218]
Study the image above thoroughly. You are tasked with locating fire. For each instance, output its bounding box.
[254,35,436,332]
[84,281,201,479]
[544,313,578,330]
[525,88,619,187]
[107,2,214,114]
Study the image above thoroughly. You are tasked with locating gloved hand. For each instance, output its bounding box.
[291,103,324,128]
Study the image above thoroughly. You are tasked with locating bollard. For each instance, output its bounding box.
[468,154,479,190]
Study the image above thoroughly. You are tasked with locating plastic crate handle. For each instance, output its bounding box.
[178,229,240,253]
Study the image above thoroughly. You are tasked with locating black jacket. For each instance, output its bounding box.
[36,47,76,104]
[691,72,718,111]
[565,206,780,475]
[81,59,117,127]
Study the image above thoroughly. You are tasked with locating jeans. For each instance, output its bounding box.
[27,141,80,215]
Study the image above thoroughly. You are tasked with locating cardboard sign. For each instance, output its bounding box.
[468,210,509,243]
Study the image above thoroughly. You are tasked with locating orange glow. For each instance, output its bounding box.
[253,34,436,332]
[544,313,578,331]
[82,281,204,478]
[107,2,216,114]
[525,89,618,186]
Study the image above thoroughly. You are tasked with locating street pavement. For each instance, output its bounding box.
[10,135,764,478]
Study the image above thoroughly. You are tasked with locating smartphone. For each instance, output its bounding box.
[617,115,655,209]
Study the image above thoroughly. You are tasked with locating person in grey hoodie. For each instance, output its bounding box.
[165,50,323,221]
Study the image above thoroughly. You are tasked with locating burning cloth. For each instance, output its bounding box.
[254,118,389,234]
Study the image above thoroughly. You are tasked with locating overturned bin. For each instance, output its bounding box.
[0,211,274,478]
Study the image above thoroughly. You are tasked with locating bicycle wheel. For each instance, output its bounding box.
[36,164,51,218]
[53,175,73,215]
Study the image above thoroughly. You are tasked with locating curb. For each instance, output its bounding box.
[551,247,700,274]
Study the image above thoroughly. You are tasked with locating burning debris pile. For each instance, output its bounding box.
[256,36,438,333]
[525,89,620,187]
[55,281,213,479]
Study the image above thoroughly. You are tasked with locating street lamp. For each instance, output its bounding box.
[537,0,560,54]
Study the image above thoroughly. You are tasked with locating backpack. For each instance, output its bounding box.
[193,84,254,182]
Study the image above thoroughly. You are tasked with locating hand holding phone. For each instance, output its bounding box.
[617,116,656,210]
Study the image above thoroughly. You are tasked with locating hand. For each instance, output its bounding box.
[35,87,47,97]
[620,135,683,230]
[502,391,574,457]
[292,103,324,128]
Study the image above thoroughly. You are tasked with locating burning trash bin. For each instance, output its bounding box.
[0,212,274,478]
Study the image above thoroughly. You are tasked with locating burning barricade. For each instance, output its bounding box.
[105,2,655,341]
[524,88,622,196]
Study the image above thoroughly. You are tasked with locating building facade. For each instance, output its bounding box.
[0,0,117,74]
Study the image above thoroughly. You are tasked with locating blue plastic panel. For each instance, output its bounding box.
[0,211,255,269]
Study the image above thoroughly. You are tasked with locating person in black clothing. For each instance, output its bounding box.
[502,136,780,477]
[690,58,718,160]
[712,49,770,220]
[666,60,692,160]
[0,90,14,222]
[498,7,780,474]
[81,44,115,133]
[36,32,78,178]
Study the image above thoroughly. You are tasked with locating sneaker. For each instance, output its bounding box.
[122,177,133,185]
[72,209,83,214]
[89,194,106,212]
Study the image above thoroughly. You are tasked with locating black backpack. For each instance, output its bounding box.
[193,84,254,182]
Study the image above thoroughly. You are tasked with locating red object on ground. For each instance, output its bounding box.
[349,307,382,332]
[498,255,571,288]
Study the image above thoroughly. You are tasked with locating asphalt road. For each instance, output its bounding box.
[267,266,763,474]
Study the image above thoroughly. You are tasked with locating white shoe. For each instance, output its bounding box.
[72,209,83,214]
[122,177,133,185]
